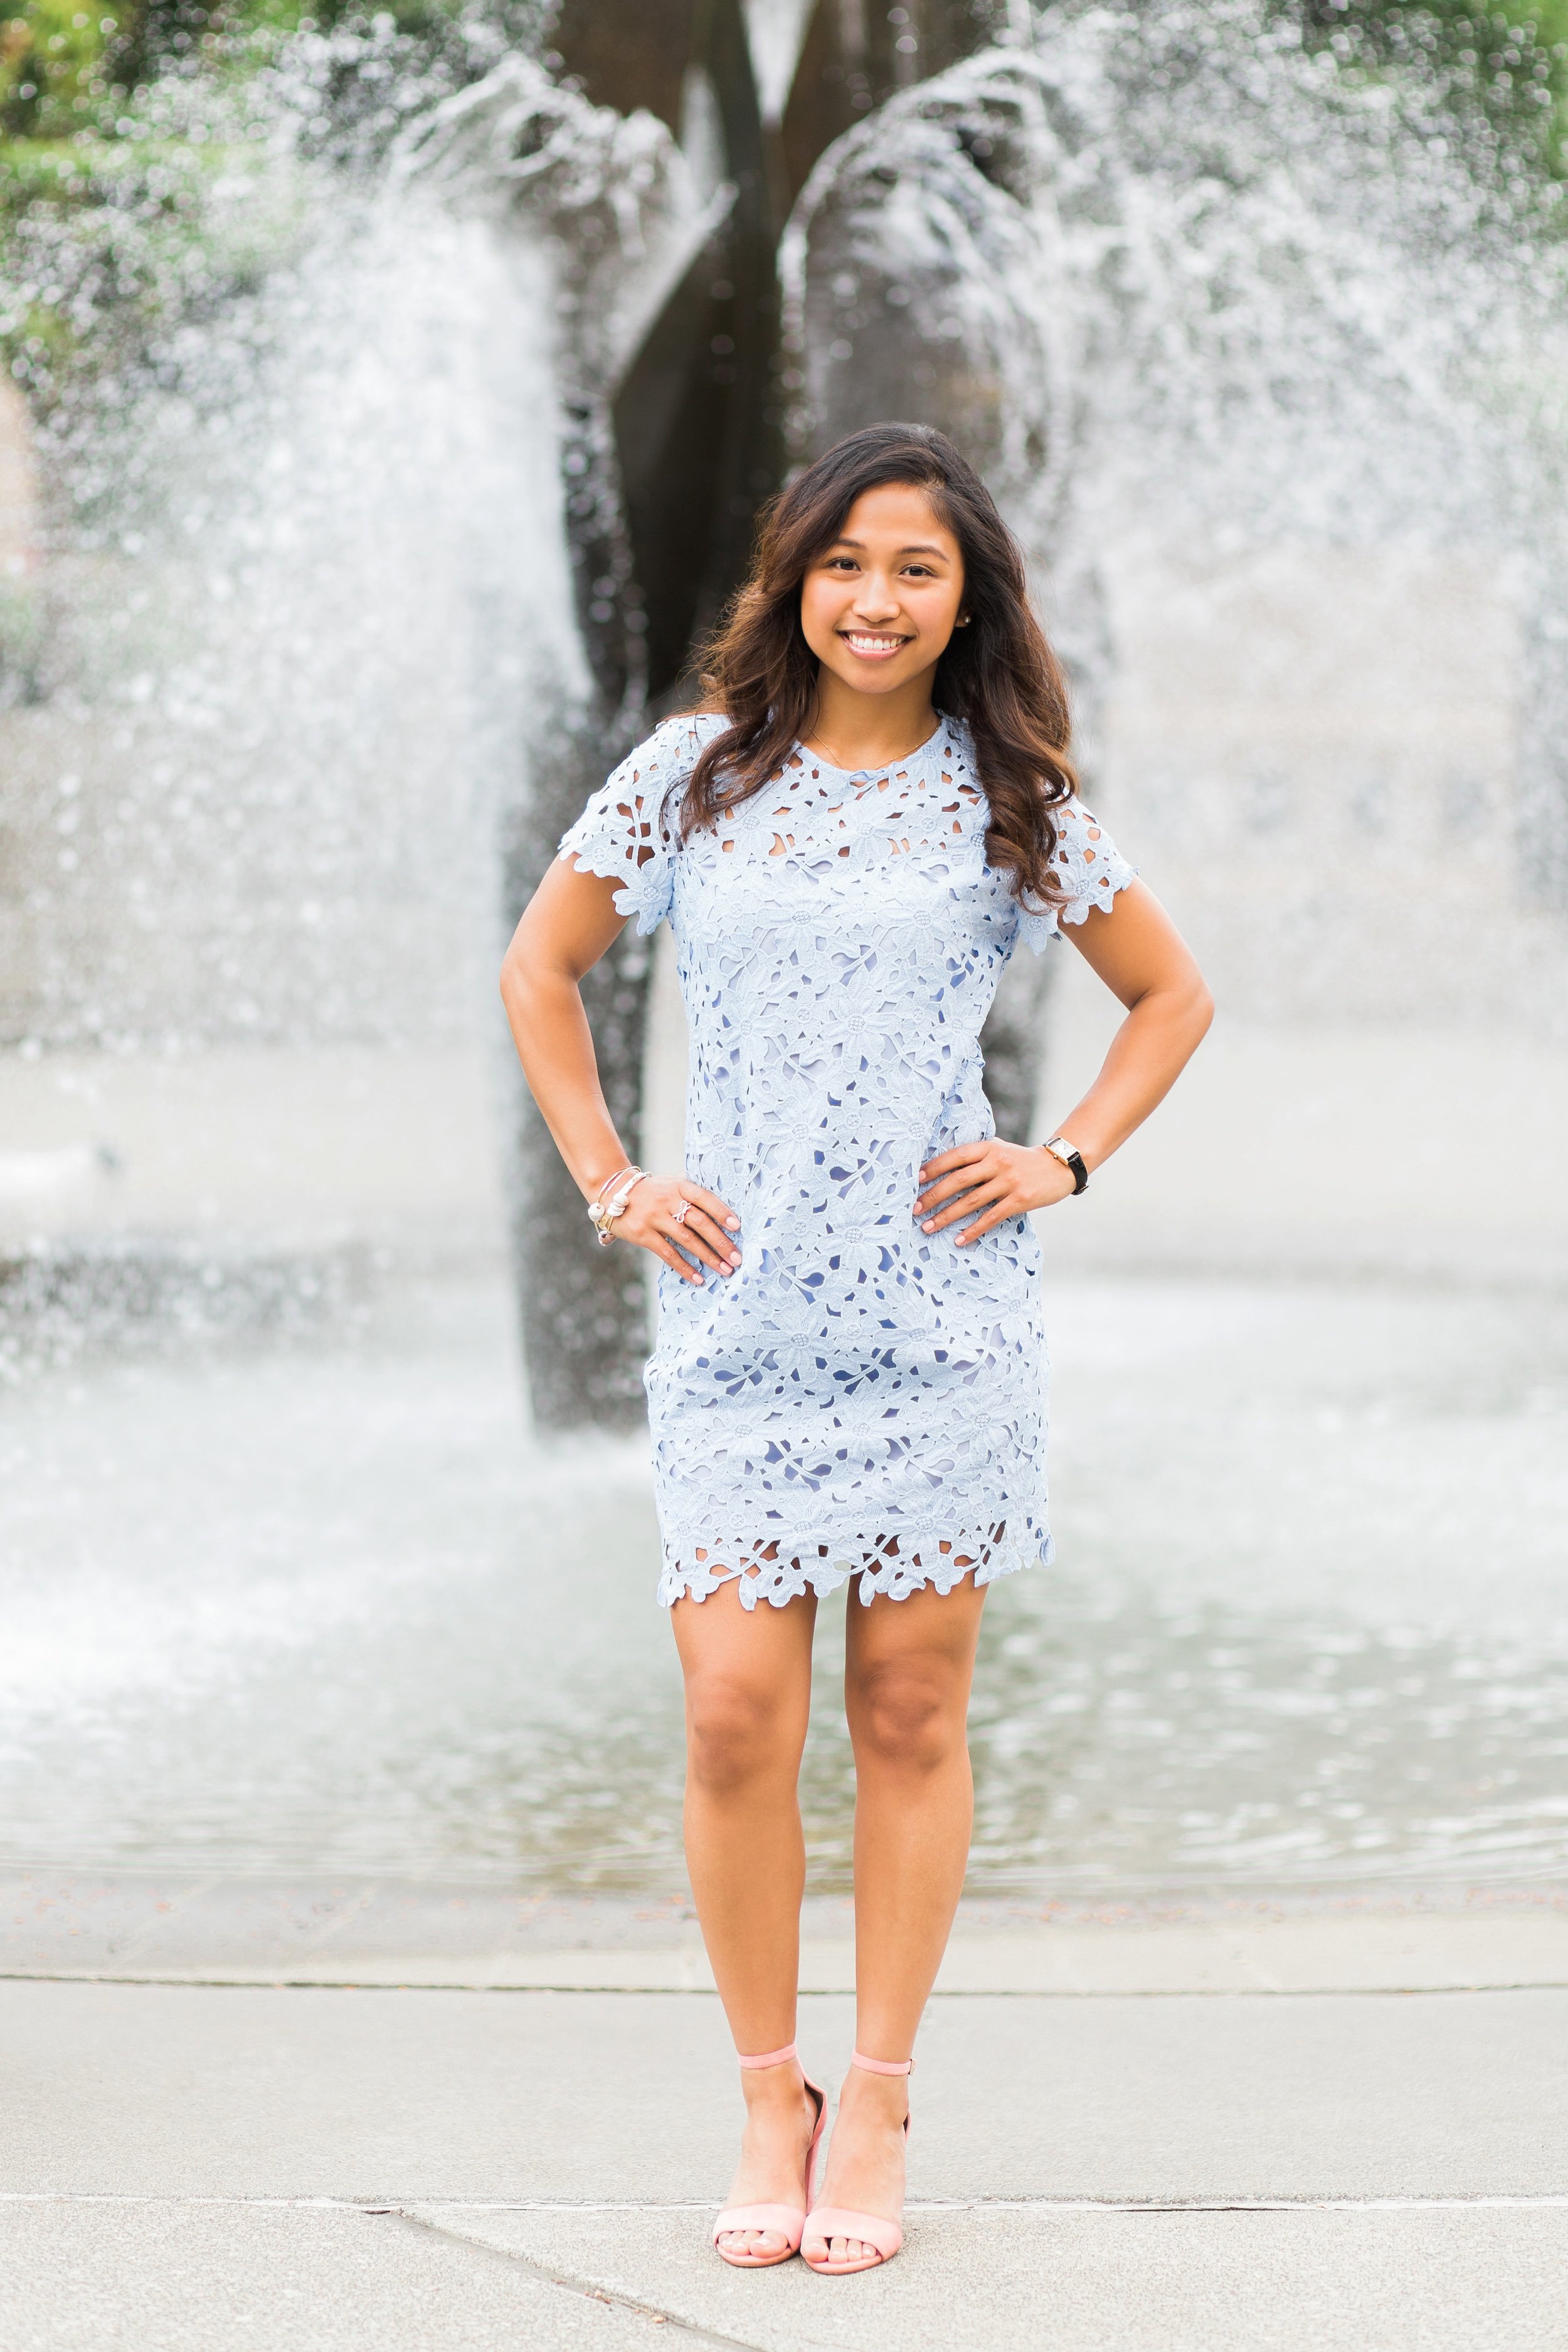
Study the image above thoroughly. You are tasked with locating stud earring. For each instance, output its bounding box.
[956,613,970,627]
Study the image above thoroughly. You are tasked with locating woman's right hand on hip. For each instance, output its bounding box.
[619,1178,742,1285]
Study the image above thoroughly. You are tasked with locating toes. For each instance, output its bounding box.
[826,2235,874,2267]
[803,2231,882,2272]
[721,2228,785,2259]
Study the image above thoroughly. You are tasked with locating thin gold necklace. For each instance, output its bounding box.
[802,716,940,771]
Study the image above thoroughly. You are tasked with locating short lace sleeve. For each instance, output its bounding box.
[558,715,718,935]
[1015,800,1136,955]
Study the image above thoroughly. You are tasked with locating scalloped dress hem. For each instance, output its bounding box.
[658,1527,1052,1611]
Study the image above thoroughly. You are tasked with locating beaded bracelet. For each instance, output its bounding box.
[588,1167,647,1247]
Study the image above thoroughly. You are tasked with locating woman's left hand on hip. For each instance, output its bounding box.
[914,1138,1078,1244]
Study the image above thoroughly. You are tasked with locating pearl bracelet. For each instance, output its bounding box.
[588,1167,647,1246]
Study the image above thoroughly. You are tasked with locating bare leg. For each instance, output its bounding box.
[805,1571,987,2268]
[672,1579,818,2260]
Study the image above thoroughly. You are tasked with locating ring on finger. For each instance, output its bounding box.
[671,1197,690,1226]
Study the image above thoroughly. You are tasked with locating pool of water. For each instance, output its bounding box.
[2,1268,1565,1896]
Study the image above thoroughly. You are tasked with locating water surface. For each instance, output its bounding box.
[2,1269,1564,1895]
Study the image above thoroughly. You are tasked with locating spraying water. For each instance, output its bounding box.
[782,14,1568,1067]
[1,0,1565,1917]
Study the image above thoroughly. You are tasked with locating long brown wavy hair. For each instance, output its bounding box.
[679,423,1078,908]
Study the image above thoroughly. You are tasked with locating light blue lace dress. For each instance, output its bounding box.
[559,713,1135,1609]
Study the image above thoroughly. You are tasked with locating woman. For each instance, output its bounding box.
[501,423,1211,2275]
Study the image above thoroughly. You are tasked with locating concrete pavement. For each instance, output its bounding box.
[8,1874,1568,1994]
[5,2196,1564,2352]
[3,1956,1565,2351]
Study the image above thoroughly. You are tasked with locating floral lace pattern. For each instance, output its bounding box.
[559,714,1135,1608]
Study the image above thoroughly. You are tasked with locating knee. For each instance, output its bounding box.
[850,1659,961,1773]
[686,1676,797,1796]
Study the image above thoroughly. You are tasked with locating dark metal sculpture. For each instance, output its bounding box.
[512,0,1069,1428]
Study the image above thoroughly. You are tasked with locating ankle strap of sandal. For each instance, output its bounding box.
[736,2042,798,2069]
[851,2050,914,2075]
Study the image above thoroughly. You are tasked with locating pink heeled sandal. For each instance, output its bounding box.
[712,2042,828,2269]
[802,2050,913,2275]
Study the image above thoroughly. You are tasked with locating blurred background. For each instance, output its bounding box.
[1,0,1565,1966]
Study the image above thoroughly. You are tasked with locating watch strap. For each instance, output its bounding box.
[1044,1135,1089,1195]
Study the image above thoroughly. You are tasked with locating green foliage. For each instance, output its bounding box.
[1,0,546,140]
[1,1,125,141]
[0,117,310,418]
[1289,1,1568,177]
[0,0,547,417]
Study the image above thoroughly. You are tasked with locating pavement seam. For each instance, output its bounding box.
[3,2192,1567,2212]
[8,1972,1568,1996]
[383,2206,782,2352]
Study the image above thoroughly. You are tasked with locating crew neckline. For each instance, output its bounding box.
[795,720,948,778]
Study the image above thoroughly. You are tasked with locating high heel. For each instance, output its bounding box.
[802,2050,912,2275]
[712,2042,828,2268]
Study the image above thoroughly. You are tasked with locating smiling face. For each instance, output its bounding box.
[798,481,967,703]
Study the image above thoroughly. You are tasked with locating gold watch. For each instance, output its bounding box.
[1043,1135,1089,1195]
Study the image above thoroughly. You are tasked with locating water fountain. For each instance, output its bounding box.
[1,1,1566,1928]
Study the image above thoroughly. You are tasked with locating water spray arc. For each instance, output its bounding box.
[408,0,1014,1427]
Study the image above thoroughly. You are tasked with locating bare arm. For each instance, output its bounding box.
[914,879,1213,1243]
[499,857,741,1286]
